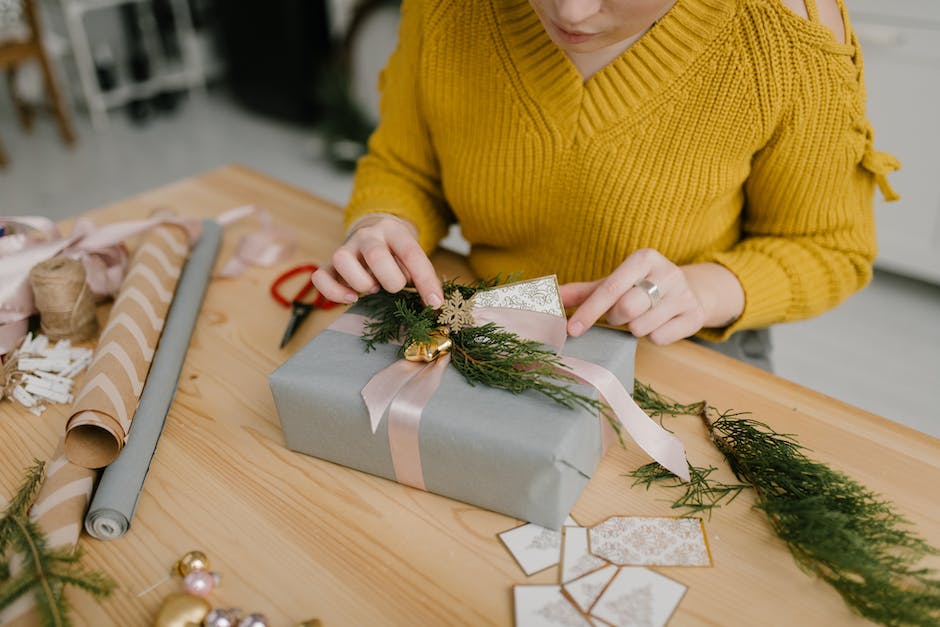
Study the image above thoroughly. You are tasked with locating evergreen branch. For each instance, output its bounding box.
[701,406,940,626]
[47,562,115,599]
[358,288,426,350]
[628,462,747,518]
[0,463,117,627]
[396,301,436,350]
[633,381,705,417]
[0,569,37,613]
[10,511,67,627]
[0,460,44,551]
[450,324,593,408]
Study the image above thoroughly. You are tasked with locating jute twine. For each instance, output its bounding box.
[1,350,19,399]
[28,256,99,342]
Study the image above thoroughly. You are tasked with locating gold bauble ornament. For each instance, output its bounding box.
[152,592,211,627]
[403,328,452,362]
[174,550,210,577]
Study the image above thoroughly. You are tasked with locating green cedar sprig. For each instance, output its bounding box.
[632,381,706,431]
[0,461,116,626]
[629,461,747,518]
[628,383,744,516]
[626,384,940,624]
[356,278,617,436]
[700,407,940,626]
[449,322,604,416]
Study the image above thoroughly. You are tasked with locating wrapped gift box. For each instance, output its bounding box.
[269,280,637,529]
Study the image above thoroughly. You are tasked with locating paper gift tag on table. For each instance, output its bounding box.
[591,567,687,627]
[589,516,712,567]
[499,515,579,576]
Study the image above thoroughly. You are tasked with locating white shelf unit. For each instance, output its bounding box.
[58,0,206,129]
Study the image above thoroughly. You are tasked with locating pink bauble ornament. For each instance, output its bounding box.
[181,569,215,597]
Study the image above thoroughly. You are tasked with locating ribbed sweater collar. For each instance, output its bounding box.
[491,0,737,135]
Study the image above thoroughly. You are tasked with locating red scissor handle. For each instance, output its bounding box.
[270,264,337,309]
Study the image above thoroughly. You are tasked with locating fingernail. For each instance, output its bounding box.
[343,293,358,304]
[569,321,584,336]
[427,293,442,308]
[369,286,380,294]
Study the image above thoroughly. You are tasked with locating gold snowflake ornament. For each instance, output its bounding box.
[437,292,476,332]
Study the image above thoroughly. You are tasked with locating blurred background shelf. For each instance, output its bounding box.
[57,0,209,129]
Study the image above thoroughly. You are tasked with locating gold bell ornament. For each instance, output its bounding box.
[404,327,453,362]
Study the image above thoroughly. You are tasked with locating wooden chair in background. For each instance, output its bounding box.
[0,0,76,167]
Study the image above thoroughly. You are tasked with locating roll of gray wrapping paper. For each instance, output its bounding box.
[85,220,221,540]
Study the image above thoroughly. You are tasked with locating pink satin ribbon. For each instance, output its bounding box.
[1,206,295,357]
[327,307,690,489]
[215,205,296,277]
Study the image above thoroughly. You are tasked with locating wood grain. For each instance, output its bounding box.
[1,164,937,626]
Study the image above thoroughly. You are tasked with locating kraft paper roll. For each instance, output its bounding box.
[85,221,220,540]
[0,442,98,627]
[64,224,190,469]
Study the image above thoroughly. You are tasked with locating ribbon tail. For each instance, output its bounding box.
[386,355,450,490]
[361,359,424,433]
[560,356,690,482]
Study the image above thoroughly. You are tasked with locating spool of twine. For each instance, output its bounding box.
[28,256,99,342]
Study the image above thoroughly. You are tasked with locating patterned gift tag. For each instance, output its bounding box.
[589,516,712,567]
[499,516,579,576]
[562,564,618,614]
[473,276,564,317]
[514,584,595,627]
[590,567,687,627]
[560,526,608,583]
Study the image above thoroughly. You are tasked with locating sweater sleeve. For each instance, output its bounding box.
[344,0,452,253]
[696,40,899,342]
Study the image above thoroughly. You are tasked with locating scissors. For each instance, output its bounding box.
[270,264,338,348]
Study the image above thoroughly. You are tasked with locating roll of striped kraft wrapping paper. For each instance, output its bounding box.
[64,223,191,469]
[0,442,97,627]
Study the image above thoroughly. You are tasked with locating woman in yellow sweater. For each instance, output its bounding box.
[312,0,898,368]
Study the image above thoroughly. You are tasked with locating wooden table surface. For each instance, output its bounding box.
[2,164,938,627]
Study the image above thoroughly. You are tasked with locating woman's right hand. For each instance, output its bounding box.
[311,215,443,308]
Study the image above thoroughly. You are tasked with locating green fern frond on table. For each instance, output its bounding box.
[625,384,940,625]
[700,407,940,626]
[0,461,115,627]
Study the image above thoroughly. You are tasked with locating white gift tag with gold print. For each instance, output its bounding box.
[499,516,579,576]
[590,567,687,627]
[562,563,618,614]
[560,526,608,583]
[514,584,595,627]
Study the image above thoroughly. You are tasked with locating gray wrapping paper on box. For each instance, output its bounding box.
[269,315,635,529]
[84,220,221,540]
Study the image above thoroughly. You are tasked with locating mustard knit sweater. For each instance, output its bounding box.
[345,0,899,341]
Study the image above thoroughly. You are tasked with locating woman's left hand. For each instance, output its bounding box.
[559,249,745,345]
